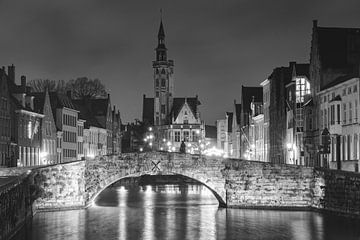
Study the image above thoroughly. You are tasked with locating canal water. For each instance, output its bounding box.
[13,183,360,240]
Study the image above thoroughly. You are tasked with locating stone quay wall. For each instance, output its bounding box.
[32,161,86,210]
[312,169,360,217]
[224,159,314,209]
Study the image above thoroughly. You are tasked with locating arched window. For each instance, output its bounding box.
[161,69,166,74]
[161,79,166,87]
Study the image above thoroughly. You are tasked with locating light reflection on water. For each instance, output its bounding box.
[13,183,360,240]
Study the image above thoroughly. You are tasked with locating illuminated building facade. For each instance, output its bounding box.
[285,63,310,165]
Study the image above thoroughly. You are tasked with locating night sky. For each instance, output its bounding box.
[1,0,360,124]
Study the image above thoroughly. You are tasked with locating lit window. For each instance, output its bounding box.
[28,122,32,139]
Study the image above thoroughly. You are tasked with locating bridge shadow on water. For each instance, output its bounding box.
[94,174,219,208]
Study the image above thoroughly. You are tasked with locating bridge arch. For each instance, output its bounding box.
[87,171,227,208]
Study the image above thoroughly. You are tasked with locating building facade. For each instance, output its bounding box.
[249,101,264,161]
[0,69,12,167]
[32,90,58,165]
[260,79,270,162]
[317,76,360,171]
[239,86,263,160]
[49,92,79,162]
[305,20,360,168]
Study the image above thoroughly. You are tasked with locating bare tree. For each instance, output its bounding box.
[28,79,66,93]
[66,77,107,99]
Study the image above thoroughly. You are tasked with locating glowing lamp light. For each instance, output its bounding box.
[40,151,48,158]
[139,147,143,152]
[167,141,171,146]
[149,142,153,146]
[160,147,163,151]
[148,127,152,131]
[171,146,175,151]
[251,144,255,149]
[163,138,166,142]
[286,143,292,149]
[196,129,200,134]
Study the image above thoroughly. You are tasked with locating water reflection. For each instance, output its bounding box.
[13,183,360,240]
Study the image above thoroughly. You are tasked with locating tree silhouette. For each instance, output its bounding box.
[28,79,66,93]
[66,77,107,99]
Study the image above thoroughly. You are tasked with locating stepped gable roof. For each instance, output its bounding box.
[72,99,102,128]
[241,86,263,113]
[142,96,154,125]
[235,103,241,124]
[205,125,217,139]
[317,26,360,69]
[172,97,200,120]
[49,92,76,110]
[226,112,233,132]
[321,74,358,90]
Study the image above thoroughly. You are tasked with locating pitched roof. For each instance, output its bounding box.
[87,98,109,116]
[294,63,310,79]
[205,125,217,139]
[142,96,154,125]
[321,74,358,90]
[241,86,263,113]
[317,26,360,69]
[49,92,76,110]
[235,103,241,124]
[72,99,102,128]
[172,97,200,120]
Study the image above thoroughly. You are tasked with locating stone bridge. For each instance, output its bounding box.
[2,151,360,239]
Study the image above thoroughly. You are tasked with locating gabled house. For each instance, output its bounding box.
[30,89,58,165]
[49,92,79,162]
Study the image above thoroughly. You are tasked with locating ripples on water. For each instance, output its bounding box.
[13,184,360,240]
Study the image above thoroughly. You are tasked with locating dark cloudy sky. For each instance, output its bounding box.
[1,0,360,124]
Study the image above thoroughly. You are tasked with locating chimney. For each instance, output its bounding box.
[66,90,72,99]
[21,75,26,91]
[8,64,15,83]
[313,19,318,28]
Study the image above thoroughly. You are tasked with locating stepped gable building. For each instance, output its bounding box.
[143,20,204,152]
[305,20,360,167]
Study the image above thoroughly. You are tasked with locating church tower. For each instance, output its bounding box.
[153,20,174,126]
